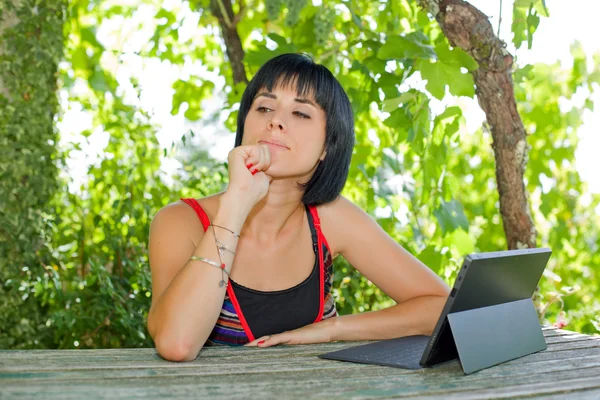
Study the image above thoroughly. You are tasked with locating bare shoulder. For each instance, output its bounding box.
[151,200,200,239]
[150,193,223,245]
[316,195,363,259]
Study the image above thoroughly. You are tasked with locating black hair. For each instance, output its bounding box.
[234,53,355,206]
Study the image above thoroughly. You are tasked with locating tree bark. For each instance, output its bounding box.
[419,0,537,249]
[210,0,248,85]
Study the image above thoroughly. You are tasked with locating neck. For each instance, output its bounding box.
[240,180,306,245]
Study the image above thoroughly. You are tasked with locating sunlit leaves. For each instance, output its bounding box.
[512,0,549,50]
[418,43,477,100]
[434,200,470,235]
[245,34,298,68]
[171,78,215,121]
[443,229,475,255]
[513,49,600,333]
[377,32,437,60]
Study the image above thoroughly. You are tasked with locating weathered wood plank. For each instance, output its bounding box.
[542,338,600,352]
[398,376,600,400]
[1,329,596,359]
[0,328,593,365]
[2,345,599,384]
[542,329,583,338]
[2,331,598,371]
[1,347,600,393]
[1,365,599,399]
[520,388,600,400]
[545,333,599,344]
[0,341,596,376]
[1,328,598,399]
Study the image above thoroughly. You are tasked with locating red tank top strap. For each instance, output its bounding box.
[308,205,331,252]
[180,198,210,231]
[308,205,327,322]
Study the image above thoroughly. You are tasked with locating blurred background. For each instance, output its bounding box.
[1,0,598,350]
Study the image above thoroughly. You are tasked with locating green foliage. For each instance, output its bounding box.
[512,0,549,49]
[514,49,600,333]
[0,0,67,349]
[2,0,599,350]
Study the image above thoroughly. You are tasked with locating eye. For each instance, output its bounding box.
[256,106,272,113]
[294,111,311,119]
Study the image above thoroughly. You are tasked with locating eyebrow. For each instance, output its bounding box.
[256,92,318,109]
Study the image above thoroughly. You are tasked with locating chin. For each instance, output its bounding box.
[266,167,313,182]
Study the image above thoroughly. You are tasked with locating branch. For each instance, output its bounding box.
[216,0,232,28]
[232,0,246,27]
[418,0,537,249]
[209,0,248,85]
[497,0,503,37]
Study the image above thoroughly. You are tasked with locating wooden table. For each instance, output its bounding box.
[1,328,599,399]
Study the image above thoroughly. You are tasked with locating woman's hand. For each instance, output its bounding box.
[244,319,336,348]
[225,143,272,208]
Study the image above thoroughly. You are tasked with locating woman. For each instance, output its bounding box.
[147,53,450,362]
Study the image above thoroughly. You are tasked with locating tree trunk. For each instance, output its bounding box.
[0,0,66,348]
[210,0,248,85]
[419,0,537,249]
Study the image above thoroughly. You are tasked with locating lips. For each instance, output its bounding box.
[259,139,289,149]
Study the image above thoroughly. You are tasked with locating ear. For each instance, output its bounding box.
[320,150,326,161]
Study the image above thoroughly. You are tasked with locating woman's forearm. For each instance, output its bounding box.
[329,295,447,342]
[149,193,250,361]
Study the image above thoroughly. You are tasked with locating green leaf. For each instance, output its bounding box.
[434,199,469,235]
[382,92,415,112]
[514,0,532,7]
[377,32,437,61]
[267,33,288,47]
[155,8,176,25]
[419,60,475,100]
[89,70,108,92]
[512,6,527,49]
[434,43,478,71]
[245,44,298,68]
[383,106,411,142]
[80,27,104,51]
[435,106,462,122]
[71,46,88,76]
[419,61,445,99]
[417,245,444,274]
[443,229,475,255]
[514,64,535,83]
[526,9,540,49]
[533,0,550,17]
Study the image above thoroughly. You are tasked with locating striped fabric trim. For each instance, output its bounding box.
[321,238,338,321]
[205,293,250,346]
[180,198,338,347]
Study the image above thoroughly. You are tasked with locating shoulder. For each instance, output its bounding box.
[150,193,224,245]
[316,195,366,259]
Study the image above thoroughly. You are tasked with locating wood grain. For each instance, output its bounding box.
[1,328,598,399]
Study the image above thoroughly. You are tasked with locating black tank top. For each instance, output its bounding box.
[229,205,320,338]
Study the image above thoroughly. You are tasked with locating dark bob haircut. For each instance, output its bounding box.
[234,53,355,206]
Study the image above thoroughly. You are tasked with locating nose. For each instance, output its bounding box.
[267,115,286,132]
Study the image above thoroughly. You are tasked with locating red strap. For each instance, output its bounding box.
[226,285,256,342]
[309,205,326,322]
[180,198,210,231]
[308,205,332,251]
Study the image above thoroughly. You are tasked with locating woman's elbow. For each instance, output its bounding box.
[154,335,199,362]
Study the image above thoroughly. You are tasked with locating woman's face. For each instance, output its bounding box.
[242,82,327,178]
